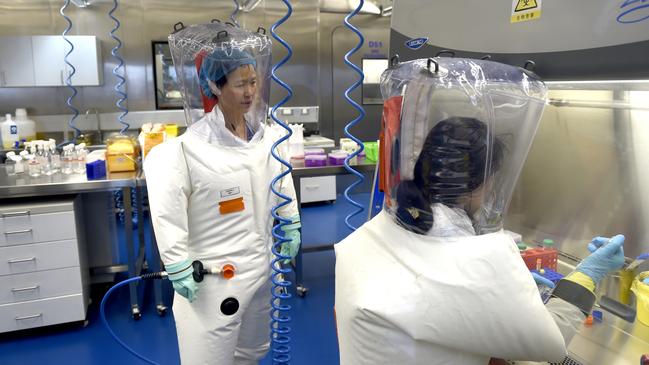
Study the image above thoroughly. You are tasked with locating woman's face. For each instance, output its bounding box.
[219,64,257,115]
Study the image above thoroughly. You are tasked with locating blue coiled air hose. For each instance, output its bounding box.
[342,0,366,231]
[100,273,166,365]
[109,0,136,232]
[109,0,129,134]
[60,0,81,143]
[269,1,294,364]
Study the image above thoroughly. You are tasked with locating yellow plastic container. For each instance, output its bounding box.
[142,132,165,159]
[165,124,178,138]
[631,271,649,326]
[106,135,137,172]
[619,269,635,305]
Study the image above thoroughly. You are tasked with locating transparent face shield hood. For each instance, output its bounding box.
[379,58,548,235]
[168,22,272,126]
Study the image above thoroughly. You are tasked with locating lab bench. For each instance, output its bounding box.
[0,167,149,322]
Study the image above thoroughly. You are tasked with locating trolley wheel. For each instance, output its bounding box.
[297,285,309,297]
[156,305,168,317]
[132,307,142,320]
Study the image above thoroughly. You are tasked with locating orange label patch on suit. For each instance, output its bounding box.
[219,197,245,214]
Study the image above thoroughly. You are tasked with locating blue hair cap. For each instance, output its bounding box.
[199,47,256,98]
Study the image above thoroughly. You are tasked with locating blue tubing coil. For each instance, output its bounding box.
[342,0,366,231]
[269,1,294,364]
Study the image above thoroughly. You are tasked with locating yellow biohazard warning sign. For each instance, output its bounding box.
[515,0,537,12]
[511,0,542,23]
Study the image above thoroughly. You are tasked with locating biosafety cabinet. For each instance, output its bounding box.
[389,0,649,80]
[0,196,89,333]
[389,2,649,363]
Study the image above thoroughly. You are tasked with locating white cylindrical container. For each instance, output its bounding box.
[288,123,305,159]
[15,108,36,143]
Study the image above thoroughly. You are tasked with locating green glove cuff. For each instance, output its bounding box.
[171,278,199,302]
[282,222,301,232]
[284,228,300,240]
[166,259,194,281]
[281,215,301,232]
[280,216,301,264]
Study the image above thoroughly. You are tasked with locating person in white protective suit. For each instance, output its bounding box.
[334,58,626,365]
[144,23,300,365]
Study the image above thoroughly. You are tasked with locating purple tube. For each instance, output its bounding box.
[305,154,327,167]
[328,153,347,166]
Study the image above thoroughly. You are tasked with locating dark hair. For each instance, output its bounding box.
[395,180,434,233]
[215,75,228,89]
[395,117,504,234]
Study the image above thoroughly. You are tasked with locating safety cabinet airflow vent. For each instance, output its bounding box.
[549,357,583,365]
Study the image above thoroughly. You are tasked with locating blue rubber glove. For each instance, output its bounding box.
[166,259,199,302]
[280,216,301,265]
[532,272,555,289]
[576,234,625,286]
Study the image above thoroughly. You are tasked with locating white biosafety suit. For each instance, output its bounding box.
[144,105,298,365]
[335,58,594,365]
[335,208,585,365]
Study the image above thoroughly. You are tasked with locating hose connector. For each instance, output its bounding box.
[220,264,236,279]
[192,260,236,282]
[140,271,167,280]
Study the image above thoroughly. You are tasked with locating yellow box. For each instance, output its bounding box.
[107,136,137,172]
